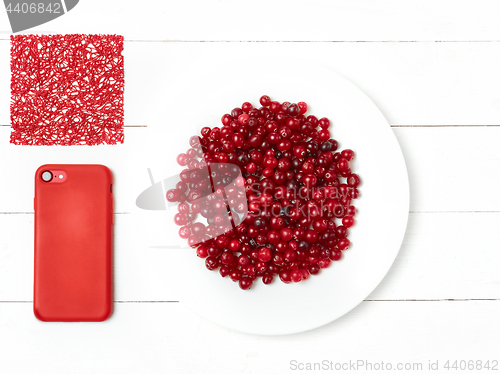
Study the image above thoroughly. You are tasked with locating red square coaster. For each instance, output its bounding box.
[10,34,124,145]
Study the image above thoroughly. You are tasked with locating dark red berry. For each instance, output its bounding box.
[262,273,274,284]
[279,270,292,284]
[205,256,219,271]
[260,95,271,107]
[239,277,253,290]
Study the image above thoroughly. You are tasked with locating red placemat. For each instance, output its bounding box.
[10,34,124,145]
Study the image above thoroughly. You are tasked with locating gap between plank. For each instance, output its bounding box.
[1,299,497,303]
[365,299,499,302]
[1,39,500,42]
[2,124,498,128]
[0,211,499,215]
[409,211,500,213]
[86,40,500,43]
[0,212,131,214]
[0,124,147,128]
[392,124,500,127]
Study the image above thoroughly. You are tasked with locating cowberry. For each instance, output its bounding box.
[171,96,360,289]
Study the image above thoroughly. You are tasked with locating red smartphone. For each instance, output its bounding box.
[34,164,113,322]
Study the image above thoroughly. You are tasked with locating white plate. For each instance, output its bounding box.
[146,57,409,335]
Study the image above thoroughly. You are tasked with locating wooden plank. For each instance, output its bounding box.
[0,300,498,373]
[1,212,499,301]
[0,127,149,213]
[1,0,499,42]
[0,1,498,370]
[393,127,500,212]
[1,41,499,126]
[120,41,500,126]
[367,212,500,300]
[1,126,499,213]
[0,213,182,302]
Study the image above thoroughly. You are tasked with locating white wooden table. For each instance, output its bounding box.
[1,1,499,373]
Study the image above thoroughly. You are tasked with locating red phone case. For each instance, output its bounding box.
[34,164,113,322]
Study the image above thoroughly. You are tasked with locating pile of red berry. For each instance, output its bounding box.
[167,96,360,290]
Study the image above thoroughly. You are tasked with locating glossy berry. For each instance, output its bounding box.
[338,238,350,250]
[297,102,308,115]
[279,270,292,284]
[196,246,208,258]
[179,226,191,239]
[258,247,272,262]
[228,239,241,251]
[342,216,355,228]
[347,173,361,187]
[239,277,253,290]
[262,273,274,285]
[337,158,350,172]
[319,117,330,129]
[290,269,302,282]
[229,270,242,282]
[330,249,342,261]
[341,149,354,161]
[166,189,180,202]
[318,258,331,269]
[309,264,320,275]
[260,95,271,107]
[173,213,187,226]
[205,256,219,271]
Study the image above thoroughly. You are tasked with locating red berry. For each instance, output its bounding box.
[166,189,180,202]
[238,113,249,125]
[297,102,308,115]
[239,277,253,290]
[220,251,235,265]
[260,95,271,107]
[258,247,272,262]
[205,256,219,271]
[229,270,242,282]
[341,149,354,161]
[342,216,355,228]
[318,129,330,142]
[238,255,251,267]
[284,249,297,262]
[338,238,350,250]
[290,269,303,282]
[287,103,300,117]
[309,264,320,275]
[179,226,191,239]
[196,246,208,258]
[242,102,253,113]
[336,159,349,174]
[268,101,279,113]
[347,173,361,187]
[173,213,187,226]
[228,239,240,251]
[305,230,319,243]
[262,273,274,284]
[318,258,331,269]
[279,270,292,284]
[319,117,330,129]
[280,227,293,241]
[330,249,342,261]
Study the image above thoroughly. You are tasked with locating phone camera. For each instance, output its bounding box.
[41,171,53,182]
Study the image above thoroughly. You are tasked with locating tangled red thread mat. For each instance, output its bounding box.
[10,34,124,145]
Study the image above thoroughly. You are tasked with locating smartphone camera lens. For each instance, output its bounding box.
[41,171,53,182]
